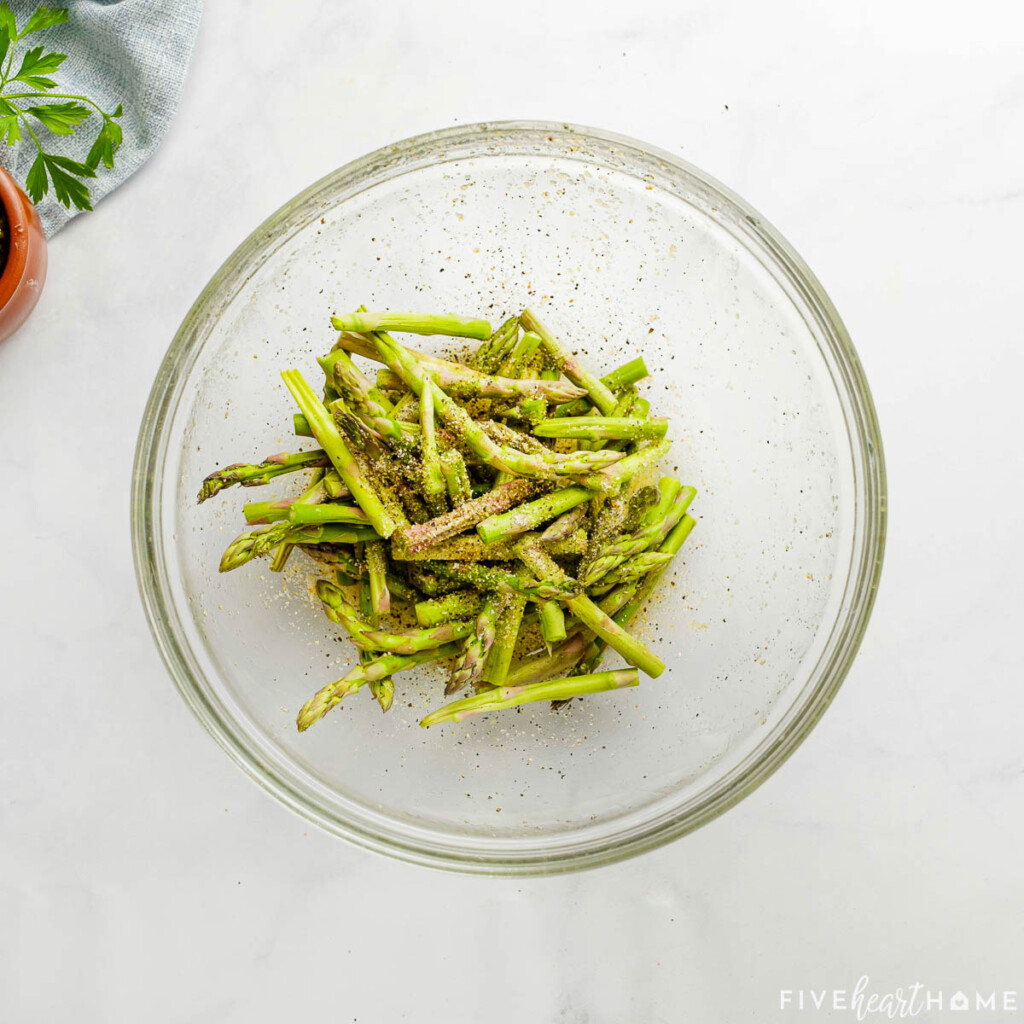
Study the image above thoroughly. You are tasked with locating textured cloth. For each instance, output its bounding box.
[0,0,202,235]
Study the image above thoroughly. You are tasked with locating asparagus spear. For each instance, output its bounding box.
[472,316,520,372]
[281,370,402,538]
[515,537,664,677]
[317,581,471,654]
[365,539,391,617]
[551,357,650,418]
[578,480,695,587]
[538,600,567,649]
[476,486,595,545]
[245,497,301,524]
[447,592,506,694]
[287,503,373,526]
[415,590,486,628]
[419,381,448,517]
[372,365,583,404]
[391,478,540,555]
[358,580,394,712]
[439,449,473,505]
[421,669,639,726]
[588,550,676,590]
[268,470,329,572]
[481,592,527,685]
[423,560,580,601]
[198,450,329,502]
[574,513,698,677]
[519,308,618,414]
[534,416,668,442]
[392,530,587,563]
[496,330,541,378]
[297,642,462,731]
[332,311,493,341]
[219,522,379,572]
[539,505,588,544]
[477,420,549,454]
[578,439,672,495]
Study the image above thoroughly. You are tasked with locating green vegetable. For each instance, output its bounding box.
[200,303,698,733]
[421,670,639,727]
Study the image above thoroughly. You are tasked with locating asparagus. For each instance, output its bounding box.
[321,470,350,499]
[219,521,379,572]
[575,512,698,677]
[439,449,473,505]
[496,330,541,378]
[476,486,594,545]
[447,593,506,694]
[578,480,695,587]
[473,420,546,453]
[198,450,329,502]
[393,530,588,563]
[551,357,650,418]
[588,550,676,590]
[268,471,328,572]
[519,308,617,414]
[420,377,623,479]
[367,368,619,483]
[538,600,567,649]
[481,592,527,685]
[419,381,448,517]
[415,590,486,628]
[534,416,668,442]
[332,398,418,447]
[200,305,698,735]
[391,479,539,555]
[578,439,672,495]
[287,503,373,526]
[472,316,520,372]
[332,311,492,341]
[317,581,471,654]
[488,397,546,425]
[281,370,402,538]
[421,669,639,727]
[515,537,664,677]
[358,580,394,712]
[365,539,391,617]
[244,497,299,524]
[423,560,580,601]
[539,505,588,544]
[297,642,462,730]
[372,365,584,404]
[323,347,395,416]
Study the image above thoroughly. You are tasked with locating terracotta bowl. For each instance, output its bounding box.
[0,165,46,343]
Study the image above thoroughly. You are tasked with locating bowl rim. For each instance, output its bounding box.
[131,119,887,875]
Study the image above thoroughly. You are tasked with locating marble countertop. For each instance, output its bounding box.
[3,2,1022,1020]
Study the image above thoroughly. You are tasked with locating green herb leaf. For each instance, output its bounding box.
[44,152,95,177]
[0,112,20,145]
[85,114,121,169]
[0,4,17,43]
[14,45,66,89]
[0,26,10,69]
[42,152,93,209]
[26,100,90,135]
[25,150,47,202]
[20,6,69,38]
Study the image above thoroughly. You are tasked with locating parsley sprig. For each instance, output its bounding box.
[0,4,123,211]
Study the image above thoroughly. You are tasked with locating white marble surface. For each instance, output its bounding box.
[3,2,1023,1020]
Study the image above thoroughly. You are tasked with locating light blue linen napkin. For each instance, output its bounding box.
[0,0,202,235]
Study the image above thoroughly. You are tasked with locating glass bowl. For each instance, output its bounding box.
[132,121,886,874]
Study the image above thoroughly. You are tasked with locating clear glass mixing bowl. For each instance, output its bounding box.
[132,122,886,874]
